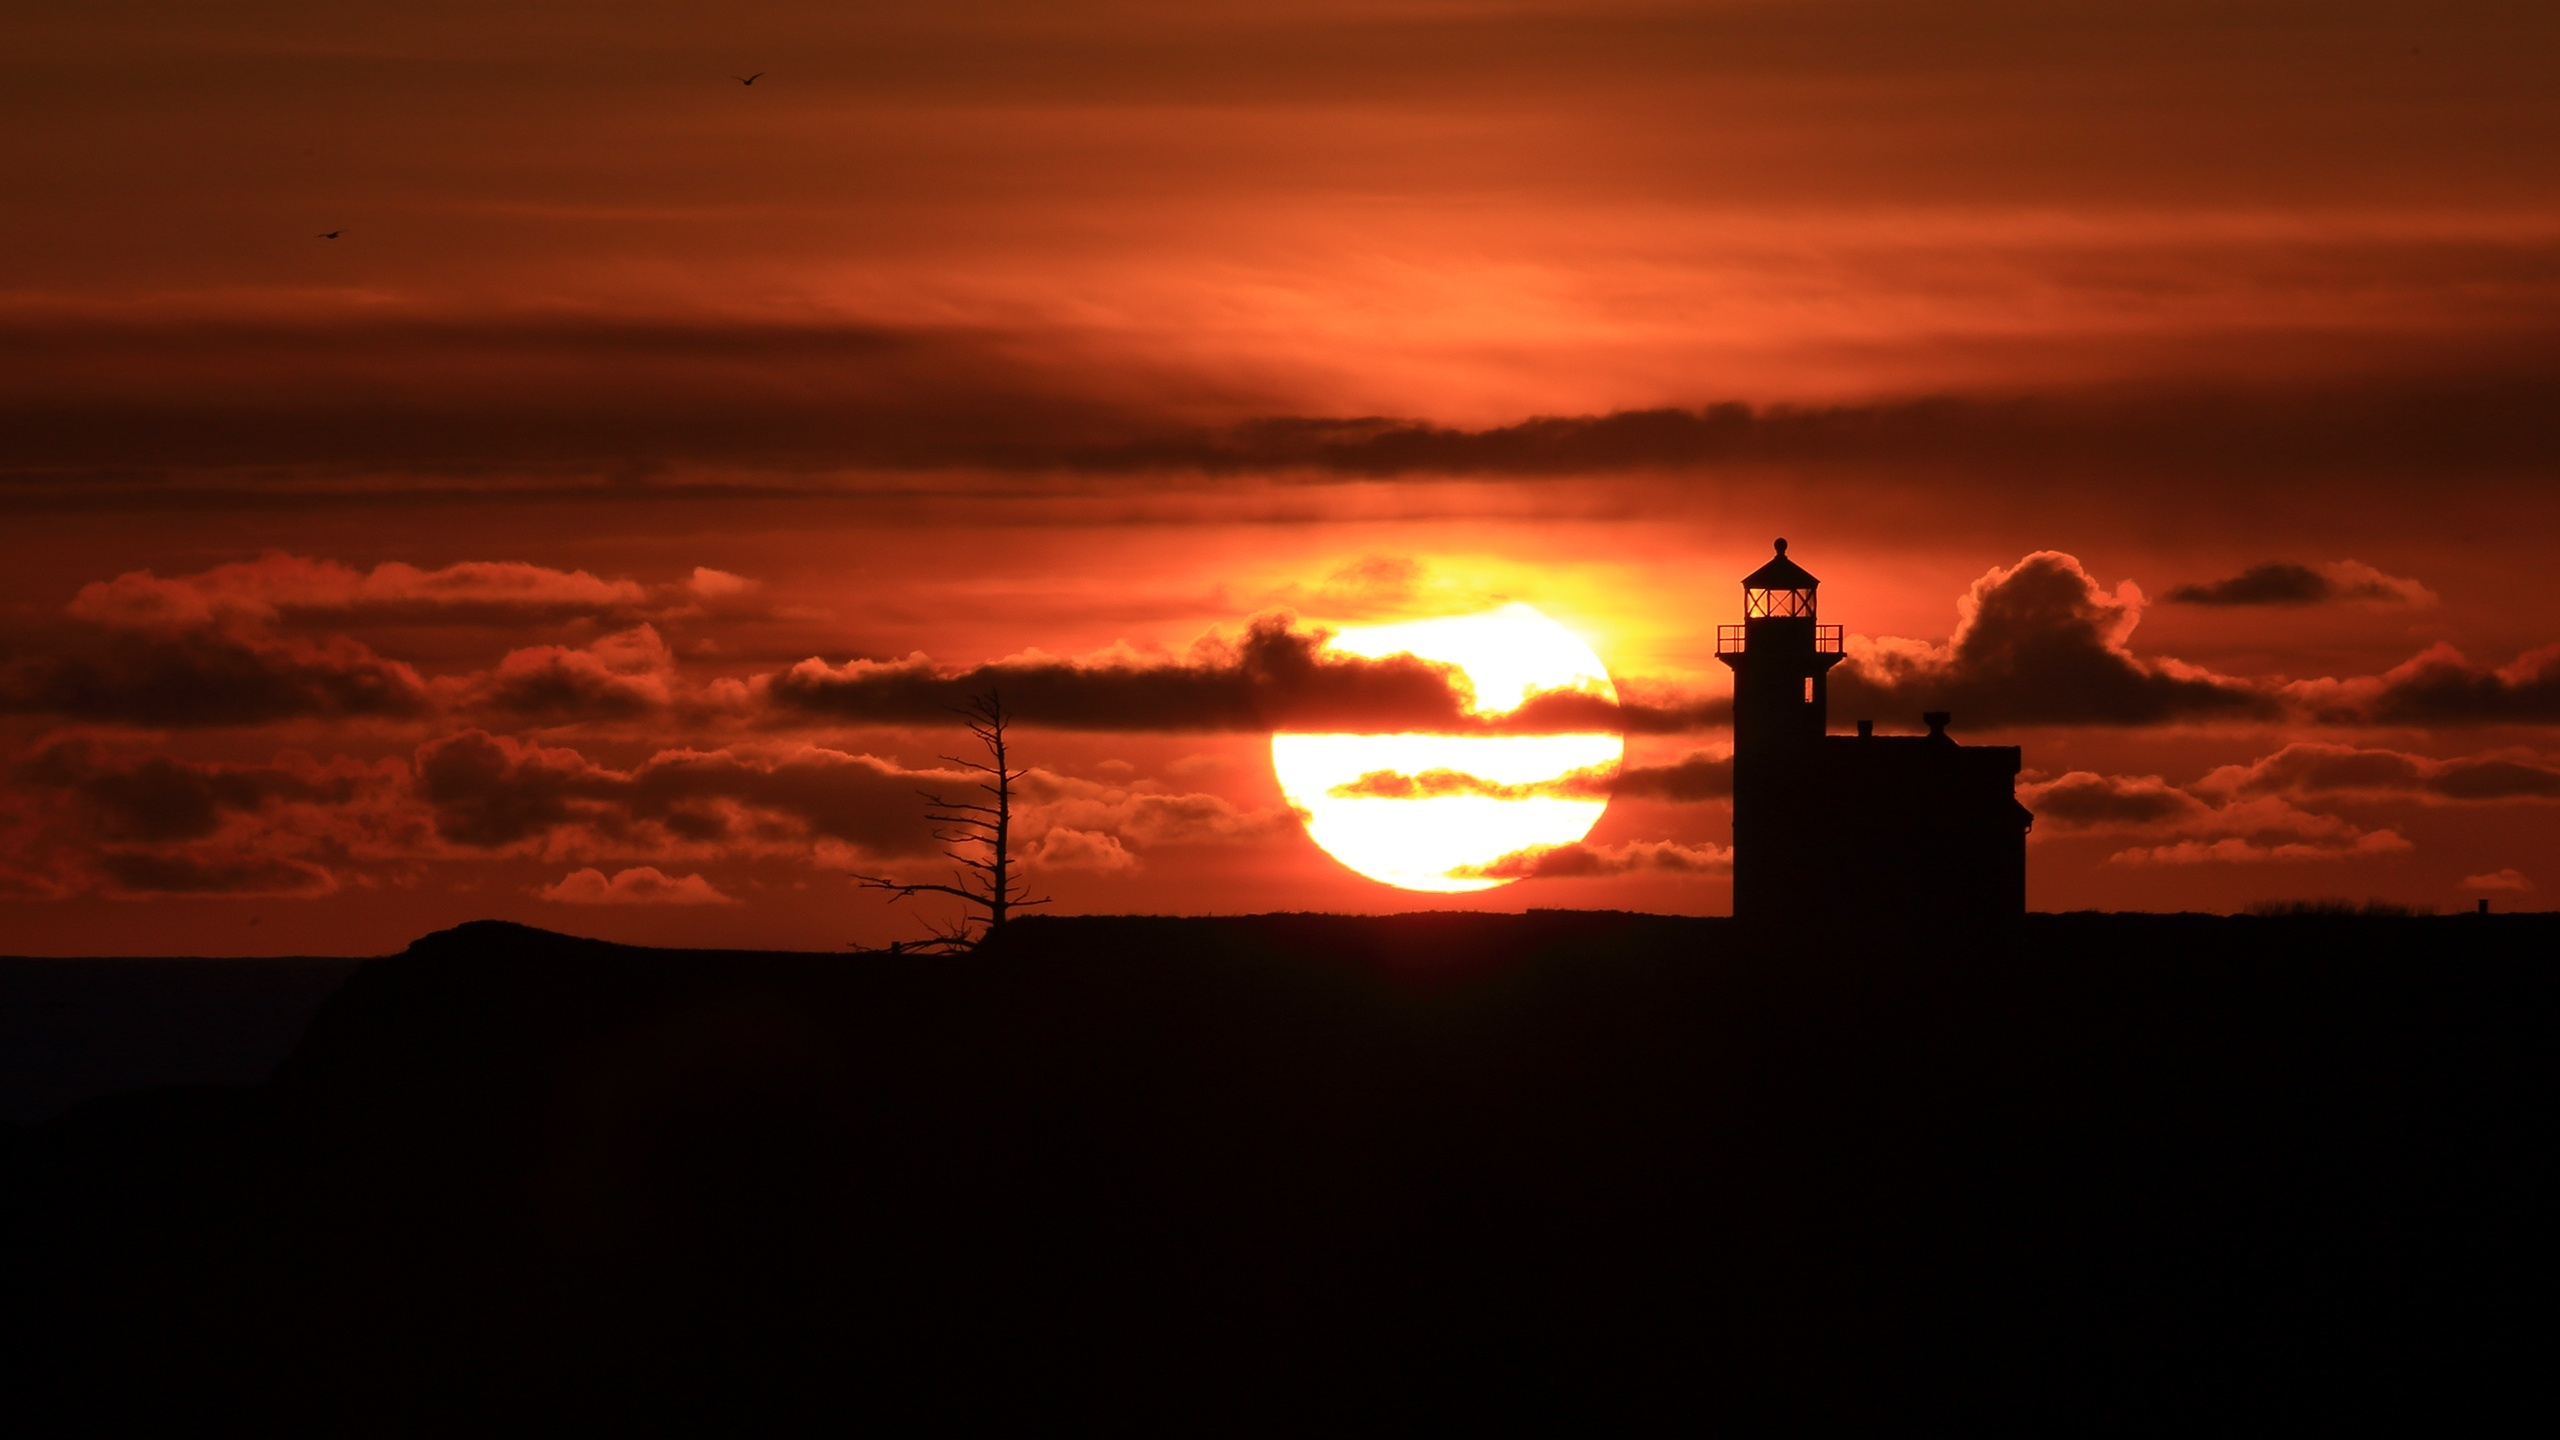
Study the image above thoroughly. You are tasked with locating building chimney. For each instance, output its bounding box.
[1923,711,1951,739]
[1856,719,1873,737]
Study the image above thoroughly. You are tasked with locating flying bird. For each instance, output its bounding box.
[733,72,764,85]
[317,230,343,239]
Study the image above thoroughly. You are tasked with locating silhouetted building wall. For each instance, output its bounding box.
[1717,540,2032,925]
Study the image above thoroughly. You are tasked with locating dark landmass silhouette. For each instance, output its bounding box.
[0,955,363,1125]
[7,911,2554,1428]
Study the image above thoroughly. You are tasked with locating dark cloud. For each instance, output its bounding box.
[1831,551,2269,728]
[67,554,652,630]
[0,315,1177,493]
[2013,771,2207,828]
[771,612,1473,734]
[0,624,431,727]
[1321,754,1728,803]
[7,314,2559,496]
[2165,563,2331,606]
[0,740,413,900]
[1188,372,2560,487]
[1324,765,1614,802]
[2291,643,2560,726]
[1451,839,1730,880]
[2164,560,2431,607]
[7,301,2560,533]
[2430,758,2560,800]
[412,731,604,848]
[2195,742,2560,803]
[1609,752,1733,802]
[16,741,355,842]
[1517,687,1728,736]
[412,730,942,855]
[92,850,337,897]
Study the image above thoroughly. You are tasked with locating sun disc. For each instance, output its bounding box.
[1272,603,1622,892]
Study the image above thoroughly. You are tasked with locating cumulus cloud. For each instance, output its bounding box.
[538,866,736,905]
[455,625,677,722]
[2461,869,2533,893]
[2164,560,2433,608]
[1031,828,1139,872]
[675,567,762,610]
[1019,771,1297,851]
[400,732,1302,874]
[2289,643,2560,726]
[1830,551,2269,728]
[407,736,1271,866]
[2109,832,2413,866]
[21,554,800,735]
[1451,839,1731,880]
[0,554,753,731]
[2018,768,2411,866]
[0,727,1288,902]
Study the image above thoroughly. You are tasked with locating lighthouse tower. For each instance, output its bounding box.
[1716,539,2031,926]
[1716,539,1845,920]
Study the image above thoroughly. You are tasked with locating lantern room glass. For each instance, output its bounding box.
[1744,586,1817,619]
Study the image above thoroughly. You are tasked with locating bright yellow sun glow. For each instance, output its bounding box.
[1271,602,1622,892]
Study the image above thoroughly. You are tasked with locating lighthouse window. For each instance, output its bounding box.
[1803,677,1815,703]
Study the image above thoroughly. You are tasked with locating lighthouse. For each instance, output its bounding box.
[1716,540,2032,926]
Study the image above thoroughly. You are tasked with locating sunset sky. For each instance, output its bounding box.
[4,0,2556,954]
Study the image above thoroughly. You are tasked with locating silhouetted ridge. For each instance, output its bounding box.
[402,917,637,956]
[11,911,2555,1428]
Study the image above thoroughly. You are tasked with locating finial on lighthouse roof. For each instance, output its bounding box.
[1743,537,1819,591]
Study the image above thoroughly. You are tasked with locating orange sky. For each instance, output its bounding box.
[4,1,2556,953]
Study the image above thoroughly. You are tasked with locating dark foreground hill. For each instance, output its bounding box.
[8,912,2555,1429]
[0,955,364,1124]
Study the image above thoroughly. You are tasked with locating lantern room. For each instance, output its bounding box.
[1741,538,1820,618]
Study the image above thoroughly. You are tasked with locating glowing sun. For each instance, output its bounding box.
[1272,602,1622,892]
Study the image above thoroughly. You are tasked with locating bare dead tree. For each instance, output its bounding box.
[852,690,1049,950]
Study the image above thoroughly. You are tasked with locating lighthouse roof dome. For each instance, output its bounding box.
[1744,538,1818,591]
